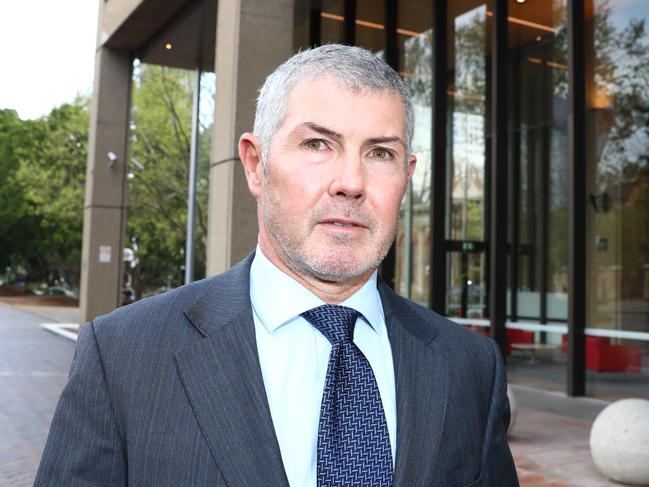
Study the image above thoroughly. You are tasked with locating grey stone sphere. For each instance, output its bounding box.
[590,398,649,486]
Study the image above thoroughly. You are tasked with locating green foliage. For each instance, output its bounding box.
[0,102,88,287]
[402,29,433,107]
[594,3,649,185]
[127,63,212,294]
[453,8,487,115]
[0,64,212,295]
[0,109,34,278]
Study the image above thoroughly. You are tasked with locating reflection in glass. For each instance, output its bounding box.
[445,1,489,317]
[447,250,487,318]
[585,0,649,400]
[506,0,569,325]
[290,0,649,400]
[293,0,312,51]
[357,0,385,55]
[394,0,433,306]
[321,0,345,44]
[504,0,569,395]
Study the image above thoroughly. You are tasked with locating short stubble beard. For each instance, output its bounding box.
[260,179,399,283]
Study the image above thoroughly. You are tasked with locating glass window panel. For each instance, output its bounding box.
[506,329,567,394]
[446,249,487,319]
[293,0,312,51]
[585,0,649,400]
[448,2,488,243]
[393,0,433,305]
[356,0,385,55]
[504,0,569,393]
[445,1,490,318]
[446,252,464,317]
[321,0,345,44]
[506,0,569,321]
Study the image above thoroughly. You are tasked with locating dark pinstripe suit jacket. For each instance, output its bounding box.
[34,254,518,486]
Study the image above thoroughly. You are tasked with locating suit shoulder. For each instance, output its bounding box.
[380,284,498,358]
[92,276,210,336]
[90,255,252,341]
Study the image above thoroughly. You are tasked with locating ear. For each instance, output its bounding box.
[239,132,264,198]
[406,153,417,181]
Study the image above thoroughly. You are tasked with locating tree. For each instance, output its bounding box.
[11,99,89,289]
[0,63,213,296]
[0,109,39,280]
[127,63,212,295]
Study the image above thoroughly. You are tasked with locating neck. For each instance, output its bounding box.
[257,242,373,305]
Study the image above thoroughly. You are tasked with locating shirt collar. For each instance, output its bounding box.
[249,246,385,335]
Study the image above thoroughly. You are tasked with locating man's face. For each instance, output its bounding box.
[247,76,415,284]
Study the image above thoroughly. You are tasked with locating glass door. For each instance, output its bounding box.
[445,1,491,322]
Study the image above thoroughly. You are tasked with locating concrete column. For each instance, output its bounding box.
[80,46,132,322]
[206,0,293,275]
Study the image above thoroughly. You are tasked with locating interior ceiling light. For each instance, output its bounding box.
[547,60,567,70]
[165,43,173,50]
[486,11,556,33]
[320,12,422,37]
[320,9,555,37]
[516,0,526,3]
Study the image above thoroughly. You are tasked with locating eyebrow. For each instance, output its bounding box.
[302,122,343,141]
[365,136,406,149]
[299,122,406,150]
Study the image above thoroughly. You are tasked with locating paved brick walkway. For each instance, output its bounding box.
[510,409,617,486]
[0,302,75,487]
[508,384,627,486]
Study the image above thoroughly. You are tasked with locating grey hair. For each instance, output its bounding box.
[253,44,414,168]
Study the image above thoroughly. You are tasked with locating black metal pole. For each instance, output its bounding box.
[540,126,550,333]
[309,0,322,46]
[429,0,448,314]
[344,0,356,45]
[510,52,521,323]
[384,0,398,68]
[184,69,201,284]
[489,0,508,356]
[567,0,587,397]
[379,0,398,289]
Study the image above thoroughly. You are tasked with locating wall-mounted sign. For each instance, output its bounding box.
[99,245,112,263]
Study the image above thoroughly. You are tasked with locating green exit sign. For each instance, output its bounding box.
[463,242,475,252]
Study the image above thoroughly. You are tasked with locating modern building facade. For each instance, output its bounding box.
[82,0,649,400]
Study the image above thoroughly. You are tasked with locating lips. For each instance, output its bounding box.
[319,217,367,229]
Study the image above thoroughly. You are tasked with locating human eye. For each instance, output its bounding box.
[304,139,328,151]
[369,147,395,161]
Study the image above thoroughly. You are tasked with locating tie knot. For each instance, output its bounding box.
[301,304,360,345]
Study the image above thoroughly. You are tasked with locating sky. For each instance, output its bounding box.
[0,1,99,120]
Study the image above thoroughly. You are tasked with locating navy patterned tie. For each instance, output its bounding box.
[301,304,393,487]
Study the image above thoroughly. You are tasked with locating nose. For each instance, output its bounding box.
[328,152,365,200]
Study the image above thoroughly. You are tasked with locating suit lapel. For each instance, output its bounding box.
[174,256,290,487]
[174,257,448,486]
[380,283,450,486]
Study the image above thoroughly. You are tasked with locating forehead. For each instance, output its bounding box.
[280,76,406,136]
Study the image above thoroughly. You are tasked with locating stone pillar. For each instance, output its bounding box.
[206,0,293,275]
[80,46,132,322]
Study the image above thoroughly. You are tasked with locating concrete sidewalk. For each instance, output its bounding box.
[5,303,80,325]
[0,302,75,487]
[0,301,624,487]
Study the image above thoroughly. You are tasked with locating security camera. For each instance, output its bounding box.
[107,151,118,167]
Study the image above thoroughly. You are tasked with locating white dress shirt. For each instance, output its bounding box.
[249,246,397,487]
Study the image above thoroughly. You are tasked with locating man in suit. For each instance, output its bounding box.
[35,44,519,486]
